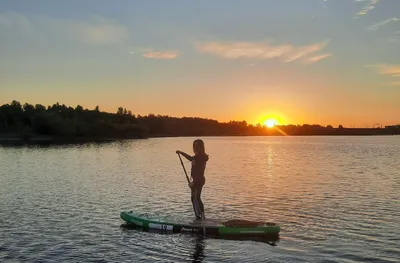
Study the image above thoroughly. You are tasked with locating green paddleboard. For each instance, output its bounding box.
[120,211,280,236]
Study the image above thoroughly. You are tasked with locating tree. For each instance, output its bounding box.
[117,107,124,115]
[11,100,22,110]
[0,112,6,128]
[23,103,34,112]
[35,104,46,112]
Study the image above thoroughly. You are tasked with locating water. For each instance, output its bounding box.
[1,136,399,262]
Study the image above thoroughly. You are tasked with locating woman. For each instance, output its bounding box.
[176,139,209,220]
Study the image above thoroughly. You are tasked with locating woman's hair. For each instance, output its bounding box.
[193,139,205,154]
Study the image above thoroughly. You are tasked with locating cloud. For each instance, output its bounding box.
[142,49,180,59]
[285,42,329,62]
[390,31,400,42]
[0,12,129,47]
[321,0,328,9]
[304,53,332,64]
[195,40,330,64]
[373,64,400,76]
[0,12,35,34]
[73,19,129,46]
[369,64,400,87]
[369,18,400,31]
[356,0,380,16]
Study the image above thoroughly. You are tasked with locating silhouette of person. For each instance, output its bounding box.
[176,139,209,220]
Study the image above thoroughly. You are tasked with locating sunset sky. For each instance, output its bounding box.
[1,0,399,127]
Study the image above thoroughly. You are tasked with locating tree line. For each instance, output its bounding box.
[0,100,146,140]
[0,100,398,142]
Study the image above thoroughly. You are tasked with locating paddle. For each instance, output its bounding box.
[177,152,206,236]
[177,152,191,185]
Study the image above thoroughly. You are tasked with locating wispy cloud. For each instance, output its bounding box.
[285,42,329,62]
[73,23,128,45]
[369,64,400,87]
[142,49,180,59]
[367,64,400,87]
[74,19,129,46]
[0,12,35,34]
[195,40,330,64]
[304,53,332,64]
[0,12,130,47]
[369,17,400,31]
[373,64,400,76]
[389,31,400,42]
[321,0,328,9]
[393,31,400,41]
[356,0,380,16]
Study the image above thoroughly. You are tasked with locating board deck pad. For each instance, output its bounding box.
[187,218,222,226]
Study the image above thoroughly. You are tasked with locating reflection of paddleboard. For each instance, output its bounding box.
[120,211,280,236]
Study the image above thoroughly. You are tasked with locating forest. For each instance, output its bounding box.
[0,100,398,144]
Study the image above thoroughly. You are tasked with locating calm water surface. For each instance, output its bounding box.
[1,136,399,262]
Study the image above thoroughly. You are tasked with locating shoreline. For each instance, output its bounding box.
[0,135,145,146]
[0,131,397,146]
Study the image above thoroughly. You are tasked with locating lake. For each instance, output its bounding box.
[1,136,399,262]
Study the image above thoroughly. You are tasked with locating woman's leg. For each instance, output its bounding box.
[196,186,205,216]
[191,187,201,218]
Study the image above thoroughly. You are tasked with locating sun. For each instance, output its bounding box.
[264,119,278,128]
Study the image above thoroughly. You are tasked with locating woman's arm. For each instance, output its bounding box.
[176,150,193,161]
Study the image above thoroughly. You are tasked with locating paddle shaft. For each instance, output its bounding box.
[178,153,191,184]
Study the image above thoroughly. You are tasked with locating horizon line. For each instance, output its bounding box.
[1,100,399,129]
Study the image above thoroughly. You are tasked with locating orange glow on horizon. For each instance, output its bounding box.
[255,112,287,127]
[264,119,278,128]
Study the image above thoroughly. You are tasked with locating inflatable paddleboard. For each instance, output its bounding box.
[120,211,280,236]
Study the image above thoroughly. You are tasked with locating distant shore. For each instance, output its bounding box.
[1,100,399,146]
